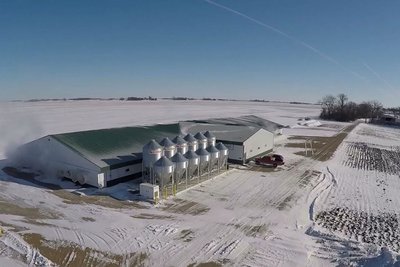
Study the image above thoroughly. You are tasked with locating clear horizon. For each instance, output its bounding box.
[1,0,399,106]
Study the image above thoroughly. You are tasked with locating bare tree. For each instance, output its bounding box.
[345,101,358,121]
[358,102,373,122]
[321,95,336,118]
[337,93,348,112]
[370,100,383,118]
[320,93,385,122]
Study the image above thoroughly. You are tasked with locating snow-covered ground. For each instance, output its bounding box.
[1,100,399,266]
[309,123,400,266]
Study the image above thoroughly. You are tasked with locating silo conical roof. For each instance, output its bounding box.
[206,145,219,154]
[204,131,216,139]
[143,139,162,151]
[196,147,210,156]
[171,152,188,163]
[154,156,174,167]
[172,135,187,145]
[184,150,199,159]
[184,133,197,143]
[194,132,207,141]
[159,137,175,148]
[216,142,228,151]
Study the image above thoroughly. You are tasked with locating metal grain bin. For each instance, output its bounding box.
[142,140,163,169]
[206,145,220,169]
[184,150,200,178]
[172,135,188,155]
[216,142,229,168]
[171,152,188,183]
[153,156,174,187]
[159,137,177,158]
[184,133,198,152]
[194,132,208,149]
[196,147,210,175]
[204,131,216,147]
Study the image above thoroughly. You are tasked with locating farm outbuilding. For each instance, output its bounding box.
[181,122,274,164]
[377,113,400,126]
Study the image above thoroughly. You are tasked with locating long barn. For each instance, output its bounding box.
[15,116,277,187]
[16,124,181,188]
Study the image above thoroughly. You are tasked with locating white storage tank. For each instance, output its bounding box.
[216,142,229,168]
[184,150,200,178]
[184,133,198,151]
[171,152,188,184]
[142,140,163,169]
[206,145,220,169]
[194,132,208,149]
[153,156,174,187]
[204,131,216,147]
[172,135,188,155]
[196,147,210,175]
[159,137,177,158]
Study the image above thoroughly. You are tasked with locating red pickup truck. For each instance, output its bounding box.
[255,154,284,168]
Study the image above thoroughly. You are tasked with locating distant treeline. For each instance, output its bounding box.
[320,94,384,122]
[19,97,158,102]
[16,96,324,106]
[163,97,238,101]
[250,99,314,105]
[126,96,157,101]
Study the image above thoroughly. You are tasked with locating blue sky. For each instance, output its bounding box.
[1,0,399,106]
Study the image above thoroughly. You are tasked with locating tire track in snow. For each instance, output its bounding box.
[103,230,122,251]
[81,232,101,250]
[326,167,337,186]
[53,226,64,241]
[308,174,327,221]
[72,229,84,246]
[89,232,113,251]
[308,168,336,222]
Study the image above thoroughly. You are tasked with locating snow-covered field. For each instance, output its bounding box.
[0,100,399,266]
[310,123,400,265]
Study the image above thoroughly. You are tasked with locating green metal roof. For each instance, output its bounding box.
[47,115,277,170]
[51,124,181,169]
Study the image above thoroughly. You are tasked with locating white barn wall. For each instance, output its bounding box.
[17,136,101,187]
[107,163,142,182]
[244,129,274,160]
